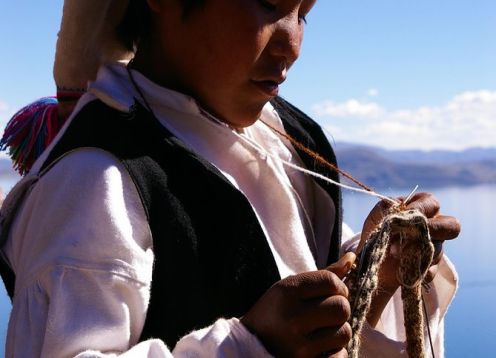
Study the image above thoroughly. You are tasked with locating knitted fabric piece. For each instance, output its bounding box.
[346,209,434,358]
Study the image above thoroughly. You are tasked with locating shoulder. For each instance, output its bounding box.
[40,147,132,192]
[6,147,151,276]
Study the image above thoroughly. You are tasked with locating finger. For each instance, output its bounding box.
[329,348,349,358]
[428,215,461,241]
[306,323,352,357]
[404,192,440,218]
[298,295,351,333]
[326,252,357,279]
[398,191,434,205]
[360,199,395,239]
[291,270,349,300]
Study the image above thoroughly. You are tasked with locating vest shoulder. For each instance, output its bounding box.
[271,96,322,130]
[41,99,169,171]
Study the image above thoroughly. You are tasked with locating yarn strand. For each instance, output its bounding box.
[423,293,437,358]
[127,68,435,357]
[199,108,399,206]
[260,118,374,192]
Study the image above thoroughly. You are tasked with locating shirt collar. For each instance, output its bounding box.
[88,62,284,133]
[88,62,200,116]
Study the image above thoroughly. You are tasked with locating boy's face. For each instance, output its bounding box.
[147,0,316,127]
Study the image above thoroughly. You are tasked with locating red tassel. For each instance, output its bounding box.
[0,97,65,175]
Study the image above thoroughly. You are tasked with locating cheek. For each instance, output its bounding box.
[198,3,268,71]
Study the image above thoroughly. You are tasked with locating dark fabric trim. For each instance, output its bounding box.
[271,97,342,264]
[1,96,343,347]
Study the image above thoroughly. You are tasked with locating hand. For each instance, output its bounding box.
[359,192,460,326]
[241,253,356,358]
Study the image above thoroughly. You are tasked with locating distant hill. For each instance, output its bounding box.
[334,143,496,188]
[0,144,495,191]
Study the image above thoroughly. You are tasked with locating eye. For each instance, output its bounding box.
[257,0,277,11]
[257,0,308,25]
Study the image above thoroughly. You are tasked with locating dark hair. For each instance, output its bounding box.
[117,0,205,51]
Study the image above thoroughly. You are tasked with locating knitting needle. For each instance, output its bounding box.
[402,185,419,207]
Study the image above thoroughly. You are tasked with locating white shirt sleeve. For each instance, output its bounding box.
[3,148,270,358]
[3,146,456,357]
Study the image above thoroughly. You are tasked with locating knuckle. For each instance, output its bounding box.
[340,322,353,343]
[322,270,343,293]
[325,271,340,290]
[426,193,440,208]
[410,192,440,214]
[314,270,341,294]
[281,274,303,295]
[333,296,351,322]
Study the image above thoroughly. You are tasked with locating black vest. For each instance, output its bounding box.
[0,97,342,348]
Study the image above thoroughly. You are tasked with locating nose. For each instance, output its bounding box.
[268,14,304,66]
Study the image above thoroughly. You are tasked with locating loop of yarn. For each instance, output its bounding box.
[2,88,437,357]
[346,209,434,358]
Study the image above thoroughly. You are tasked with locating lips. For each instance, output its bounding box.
[251,75,286,97]
[251,80,280,96]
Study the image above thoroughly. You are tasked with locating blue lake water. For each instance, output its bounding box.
[343,185,496,357]
[0,183,494,356]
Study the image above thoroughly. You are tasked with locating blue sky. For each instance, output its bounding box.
[0,1,495,150]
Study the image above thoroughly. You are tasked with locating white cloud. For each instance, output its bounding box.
[312,90,496,150]
[313,99,384,119]
[367,88,379,97]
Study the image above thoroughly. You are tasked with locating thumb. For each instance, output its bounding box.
[326,252,356,279]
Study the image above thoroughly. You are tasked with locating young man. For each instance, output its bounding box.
[0,1,459,357]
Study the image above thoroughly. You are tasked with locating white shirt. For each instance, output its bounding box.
[1,63,457,357]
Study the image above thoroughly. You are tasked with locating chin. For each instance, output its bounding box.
[223,116,258,129]
[219,103,265,129]
[204,99,268,129]
[237,109,266,128]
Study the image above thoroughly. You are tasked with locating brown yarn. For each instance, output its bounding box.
[397,213,434,358]
[128,65,436,356]
[259,119,374,192]
[260,117,436,357]
[346,210,434,358]
[346,211,392,357]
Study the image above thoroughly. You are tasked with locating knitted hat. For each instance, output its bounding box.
[1,0,133,175]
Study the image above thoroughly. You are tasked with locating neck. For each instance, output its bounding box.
[130,41,190,98]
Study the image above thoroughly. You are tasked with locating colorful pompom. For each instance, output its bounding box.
[0,97,64,176]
